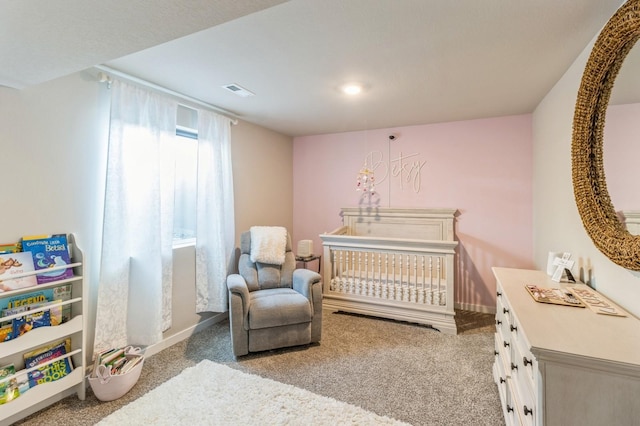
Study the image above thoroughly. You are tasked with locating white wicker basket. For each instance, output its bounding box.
[88,354,144,401]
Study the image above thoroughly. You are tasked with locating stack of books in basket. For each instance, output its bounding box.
[88,345,144,401]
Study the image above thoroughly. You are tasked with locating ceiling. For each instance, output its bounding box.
[1,0,625,137]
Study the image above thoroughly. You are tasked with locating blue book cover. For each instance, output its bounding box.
[0,289,52,320]
[0,284,72,331]
[23,339,73,388]
[21,235,73,284]
[11,310,51,338]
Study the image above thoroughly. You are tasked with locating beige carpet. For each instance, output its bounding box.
[15,309,504,426]
[98,359,410,425]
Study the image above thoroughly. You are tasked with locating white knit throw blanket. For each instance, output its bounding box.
[250,226,287,265]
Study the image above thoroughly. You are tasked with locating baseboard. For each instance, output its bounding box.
[454,302,495,315]
[144,312,228,358]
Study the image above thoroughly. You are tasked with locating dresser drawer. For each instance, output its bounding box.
[496,326,512,372]
[493,356,508,404]
[511,341,537,420]
[512,316,537,390]
[496,289,512,336]
[494,332,509,379]
[511,363,536,426]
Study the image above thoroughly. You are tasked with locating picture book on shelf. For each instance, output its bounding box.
[11,310,51,338]
[3,300,62,326]
[0,284,71,342]
[21,234,73,284]
[0,242,20,254]
[0,284,71,324]
[0,251,37,292]
[0,364,19,405]
[0,324,10,342]
[23,338,73,388]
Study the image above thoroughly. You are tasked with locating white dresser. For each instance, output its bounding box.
[492,267,640,426]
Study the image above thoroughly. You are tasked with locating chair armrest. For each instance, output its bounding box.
[293,268,322,301]
[227,274,250,306]
[227,274,251,331]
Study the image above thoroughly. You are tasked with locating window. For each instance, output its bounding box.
[173,128,198,245]
[173,105,199,246]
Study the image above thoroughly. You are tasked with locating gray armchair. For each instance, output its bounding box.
[227,230,322,357]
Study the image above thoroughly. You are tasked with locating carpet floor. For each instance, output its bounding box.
[97,359,410,425]
[14,309,505,426]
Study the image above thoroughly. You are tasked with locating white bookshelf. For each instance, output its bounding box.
[0,234,86,426]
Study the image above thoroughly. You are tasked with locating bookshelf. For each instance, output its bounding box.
[0,234,86,426]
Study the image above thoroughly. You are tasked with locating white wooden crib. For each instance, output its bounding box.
[320,208,458,334]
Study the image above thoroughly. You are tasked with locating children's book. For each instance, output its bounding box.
[0,364,19,405]
[21,234,74,284]
[0,284,71,328]
[52,284,72,323]
[0,242,20,254]
[14,370,29,395]
[3,299,61,326]
[0,252,37,292]
[0,324,10,342]
[11,310,51,338]
[23,339,73,388]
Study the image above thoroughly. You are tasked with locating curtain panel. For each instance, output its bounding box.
[94,79,235,352]
[94,80,177,351]
[195,110,235,313]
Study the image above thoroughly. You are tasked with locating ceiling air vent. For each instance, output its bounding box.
[222,83,255,97]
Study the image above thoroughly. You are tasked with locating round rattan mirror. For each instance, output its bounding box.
[572,0,640,270]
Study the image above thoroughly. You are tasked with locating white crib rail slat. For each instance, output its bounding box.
[327,245,452,308]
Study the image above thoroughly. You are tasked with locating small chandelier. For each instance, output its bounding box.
[356,162,375,194]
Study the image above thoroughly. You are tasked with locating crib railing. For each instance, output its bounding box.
[321,228,457,326]
[329,249,449,305]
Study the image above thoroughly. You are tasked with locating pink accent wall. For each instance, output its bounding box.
[293,114,534,311]
[603,103,640,211]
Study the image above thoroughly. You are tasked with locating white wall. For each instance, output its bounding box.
[532,21,640,317]
[0,71,110,358]
[0,70,294,360]
[231,120,293,245]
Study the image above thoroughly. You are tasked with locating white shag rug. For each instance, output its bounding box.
[97,359,410,425]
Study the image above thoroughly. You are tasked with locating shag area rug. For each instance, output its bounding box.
[97,359,409,425]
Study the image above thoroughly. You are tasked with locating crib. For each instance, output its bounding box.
[320,208,458,334]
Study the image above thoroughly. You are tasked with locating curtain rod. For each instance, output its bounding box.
[94,65,239,125]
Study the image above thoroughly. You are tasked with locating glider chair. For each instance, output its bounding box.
[227,227,322,357]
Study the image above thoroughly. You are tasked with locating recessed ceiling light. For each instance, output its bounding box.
[341,83,363,95]
[222,83,255,97]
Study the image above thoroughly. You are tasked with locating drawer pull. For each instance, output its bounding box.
[511,362,518,371]
[499,377,506,384]
[506,405,514,413]
[496,319,502,325]
[503,341,510,348]
[510,324,517,332]
[503,307,509,314]
[523,357,533,366]
[497,291,502,297]
[494,350,499,356]
[523,405,533,416]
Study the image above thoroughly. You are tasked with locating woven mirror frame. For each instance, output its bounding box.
[572,0,640,270]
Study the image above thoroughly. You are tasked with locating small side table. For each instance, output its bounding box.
[295,255,321,273]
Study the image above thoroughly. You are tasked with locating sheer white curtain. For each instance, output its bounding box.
[195,110,235,312]
[94,80,178,351]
